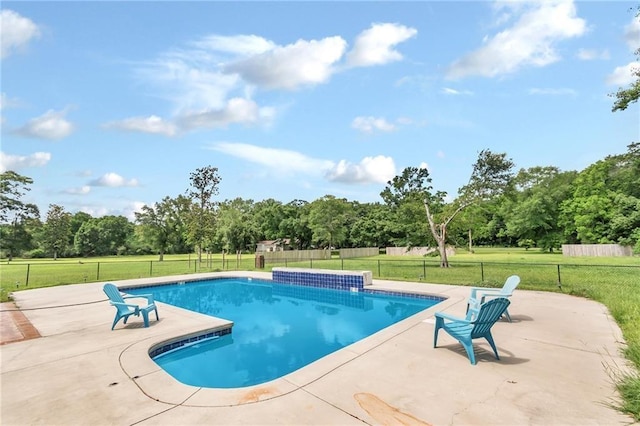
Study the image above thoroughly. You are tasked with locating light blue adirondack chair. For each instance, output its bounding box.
[434,297,511,365]
[103,283,159,330]
[467,275,520,322]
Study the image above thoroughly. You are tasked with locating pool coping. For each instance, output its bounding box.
[3,271,634,425]
[117,272,456,407]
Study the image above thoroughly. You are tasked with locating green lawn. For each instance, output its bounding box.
[1,248,639,419]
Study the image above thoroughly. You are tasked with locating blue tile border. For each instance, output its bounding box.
[149,327,232,359]
[362,288,445,302]
[272,268,369,291]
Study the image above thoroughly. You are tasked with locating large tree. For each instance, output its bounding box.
[216,198,257,253]
[185,166,221,262]
[307,195,351,249]
[279,199,313,249]
[42,204,72,260]
[382,150,514,267]
[504,167,577,251]
[380,166,437,248]
[135,195,190,261]
[0,171,40,259]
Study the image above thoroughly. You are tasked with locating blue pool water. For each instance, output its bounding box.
[127,278,441,388]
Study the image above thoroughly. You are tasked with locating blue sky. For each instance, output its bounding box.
[1,1,639,220]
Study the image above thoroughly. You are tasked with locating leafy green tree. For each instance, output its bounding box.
[252,198,285,240]
[186,166,221,262]
[307,195,351,249]
[383,150,514,267]
[0,171,40,259]
[559,144,639,249]
[68,211,92,254]
[216,198,257,253]
[73,216,133,256]
[99,216,134,255]
[279,200,312,249]
[74,219,101,257]
[135,195,190,260]
[504,167,576,251]
[380,166,437,248]
[349,202,395,248]
[42,204,72,259]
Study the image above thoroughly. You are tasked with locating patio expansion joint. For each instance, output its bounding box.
[517,336,621,357]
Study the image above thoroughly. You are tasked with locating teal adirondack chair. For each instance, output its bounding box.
[467,275,520,322]
[103,283,159,330]
[434,297,511,365]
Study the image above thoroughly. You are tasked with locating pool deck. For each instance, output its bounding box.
[0,271,635,425]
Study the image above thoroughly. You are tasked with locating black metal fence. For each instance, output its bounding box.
[2,257,637,298]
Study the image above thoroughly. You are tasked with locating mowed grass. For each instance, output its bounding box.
[1,247,639,419]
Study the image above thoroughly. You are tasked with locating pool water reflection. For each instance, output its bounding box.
[128,278,441,388]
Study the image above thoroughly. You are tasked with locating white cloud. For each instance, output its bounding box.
[528,87,577,96]
[225,36,347,90]
[624,15,640,52]
[436,151,445,159]
[15,109,74,140]
[104,115,178,137]
[89,173,139,187]
[190,34,276,56]
[137,54,240,113]
[0,151,51,172]
[210,142,333,175]
[65,186,91,195]
[124,201,147,221]
[605,15,639,88]
[441,87,474,95]
[0,9,40,59]
[75,201,144,220]
[0,92,21,110]
[447,1,586,79]
[211,142,395,185]
[351,116,396,133]
[326,155,396,184]
[606,61,639,86]
[178,98,274,130]
[418,162,430,171]
[346,23,417,68]
[576,48,609,60]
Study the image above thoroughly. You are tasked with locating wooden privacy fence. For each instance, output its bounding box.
[562,244,633,257]
[260,249,331,263]
[339,247,378,258]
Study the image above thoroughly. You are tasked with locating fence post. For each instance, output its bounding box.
[423,260,426,280]
[480,262,484,282]
[341,258,344,270]
[96,262,100,281]
[150,261,153,277]
[378,260,381,277]
[26,263,30,286]
[557,264,562,290]
[310,258,313,269]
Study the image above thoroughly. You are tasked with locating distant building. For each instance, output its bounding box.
[256,238,291,252]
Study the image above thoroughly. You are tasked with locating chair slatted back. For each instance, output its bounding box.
[470,298,510,338]
[103,283,130,315]
[500,275,520,296]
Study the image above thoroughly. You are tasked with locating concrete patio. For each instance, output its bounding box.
[0,271,635,425]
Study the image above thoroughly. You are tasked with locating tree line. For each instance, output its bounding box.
[1,144,638,264]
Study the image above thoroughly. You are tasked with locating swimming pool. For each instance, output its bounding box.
[127,277,442,388]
